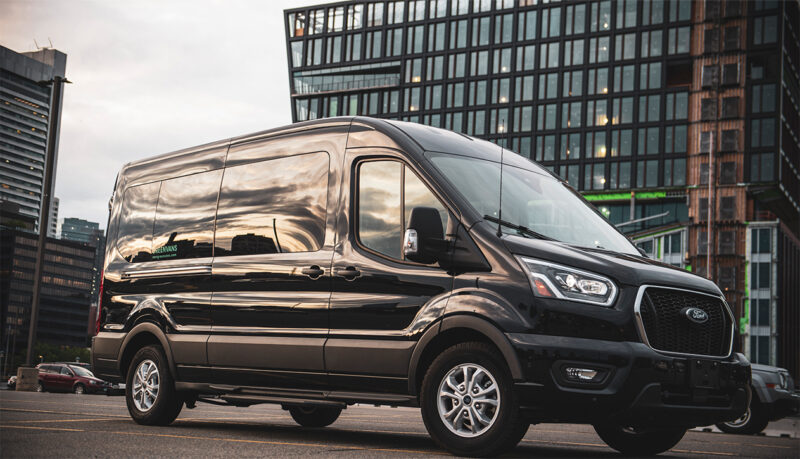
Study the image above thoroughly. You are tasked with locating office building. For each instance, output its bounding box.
[61,217,99,243]
[283,0,800,376]
[1,215,95,371]
[0,45,67,234]
[47,196,58,237]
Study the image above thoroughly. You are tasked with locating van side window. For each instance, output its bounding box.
[116,181,161,262]
[214,152,329,256]
[152,170,222,260]
[358,160,448,261]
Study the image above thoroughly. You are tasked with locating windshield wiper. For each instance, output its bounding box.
[483,215,556,241]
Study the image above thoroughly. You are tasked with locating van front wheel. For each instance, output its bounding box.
[288,406,342,427]
[594,424,686,456]
[125,345,183,425]
[420,342,528,457]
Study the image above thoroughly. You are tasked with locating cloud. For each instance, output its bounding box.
[0,0,322,229]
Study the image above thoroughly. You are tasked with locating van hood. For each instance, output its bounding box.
[503,234,722,295]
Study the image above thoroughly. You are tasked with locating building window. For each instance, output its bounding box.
[616,0,637,29]
[404,87,421,111]
[517,10,537,40]
[427,22,447,52]
[749,152,774,182]
[639,62,662,90]
[515,75,534,101]
[534,134,556,161]
[751,119,775,147]
[493,48,512,73]
[588,67,610,95]
[386,28,403,56]
[560,132,581,159]
[665,92,688,120]
[466,110,486,135]
[638,95,661,122]
[408,0,425,21]
[446,82,464,107]
[429,0,447,18]
[450,19,468,48]
[327,6,344,32]
[613,65,635,92]
[565,3,586,35]
[720,161,736,184]
[407,25,424,53]
[701,98,717,121]
[326,36,342,63]
[344,33,362,61]
[564,39,585,66]
[609,161,631,189]
[516,44,535,71]
[366,3,384,27]
[636,159,660,188]
[718,230,735,254]
[753,16,778,45]
[540,42,560,69]
[667,26,691,54]
[669,0,692,21]
[346,4,364,29]
[663,158,686,186]
[469,50,489,75]
[641,30,663,58]
[308,9,325,35]
[752,227,772,253]
[720,130,738,152]
[584,162,607,190]
[704,28,720,54]
[588,36,610,63]
[537,103,557,131]
[468,80,487,105]
[586,131,607,158]
[288,12,306,38]
[719,196,736,220]
[365,31,383,59]
[721,97,739,119]
[489,108,508,134]
[590,1,611,32]
[541,7,562,38]
[491,77,510,103]
[586,99,608,127]
[642,0,665,25]
[752,84,777,113]
[448,53,466,78]
[513,106,533,132]
[611,129,633,156]
[494,13,514,44]
[724,26,740,51]
[664,125,687,153]
[405,58,423,83]
[290,41,303,67]
[561,101,583,129]
[637,127,660,155]
[387,1,404,24]
[562,70,583,97]
[472,16,491,46]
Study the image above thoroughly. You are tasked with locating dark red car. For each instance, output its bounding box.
[36,363,111,394]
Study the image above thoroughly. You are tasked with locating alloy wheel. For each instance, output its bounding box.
[132,359,160,412]
[436,363,500,438]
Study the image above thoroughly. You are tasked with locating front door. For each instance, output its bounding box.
[327,151,454,393]
[207,151,336,390]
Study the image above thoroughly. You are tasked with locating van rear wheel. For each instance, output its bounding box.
[593,424,686,456]
[420,342,528,457]
[288,406,342,427]
[125,345,183,425]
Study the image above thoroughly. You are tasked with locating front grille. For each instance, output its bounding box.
[637,287,732,357]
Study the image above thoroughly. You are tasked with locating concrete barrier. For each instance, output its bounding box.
[15,367,39,391]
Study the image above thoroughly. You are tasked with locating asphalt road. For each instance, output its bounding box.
[1,390,798,458]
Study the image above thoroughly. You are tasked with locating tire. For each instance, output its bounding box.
[420,342,529,457]
[35,383,43,392]
[594,424,686,456]
[73,384,85,395]
[288,406,343,427]
[125,345,183,426]
[715,399,770,435]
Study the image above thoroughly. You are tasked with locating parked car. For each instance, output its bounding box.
[7,375,16,390]
[36,363,111,394]
[92,118,751,456]
[716,364,799,434]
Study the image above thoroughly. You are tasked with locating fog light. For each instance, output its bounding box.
[564,367,599,382]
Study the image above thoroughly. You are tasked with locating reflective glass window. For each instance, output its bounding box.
[613,65,635,92]
[117,182,161,263]
[590,1,611,32]
[587,67,609,95]
[565,4,586,35]
[516,45,535,71]
[215,153,328,256]
[152,170,222,260]
[588,36,610,63]
[518,10,537,40]
[615,33,636,60]
[667,27,690,54]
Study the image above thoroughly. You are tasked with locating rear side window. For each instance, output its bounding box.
[152,170,223,260]
[214,152,329,256]
[116,181,160,262]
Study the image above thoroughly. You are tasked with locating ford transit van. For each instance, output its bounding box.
[92,117,750,456]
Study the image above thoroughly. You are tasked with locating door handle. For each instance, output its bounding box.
[301,265,325,279]
[334,266,361,280]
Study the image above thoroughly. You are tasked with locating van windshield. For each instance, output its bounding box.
[427,152,638,256]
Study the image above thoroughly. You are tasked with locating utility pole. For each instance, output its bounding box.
[25,75,68,366]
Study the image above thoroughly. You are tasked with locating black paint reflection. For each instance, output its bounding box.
[214,152,329,256]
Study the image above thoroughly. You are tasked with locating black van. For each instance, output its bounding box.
[92,117,749,456]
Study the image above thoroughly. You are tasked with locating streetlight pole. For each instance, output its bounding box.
[25,75,68,366]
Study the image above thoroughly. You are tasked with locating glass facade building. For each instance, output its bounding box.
[284,1,800,376]
[0,46,67,234]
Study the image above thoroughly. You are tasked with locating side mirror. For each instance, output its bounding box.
[403,207,444,264]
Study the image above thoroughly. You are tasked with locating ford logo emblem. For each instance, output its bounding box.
[681,307,709,324]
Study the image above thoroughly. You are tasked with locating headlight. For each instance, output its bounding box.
[779,372,789,390]
[89,380,97,385]
[517,256,618,306]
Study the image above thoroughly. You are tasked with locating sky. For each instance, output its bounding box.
[1,0,323,230]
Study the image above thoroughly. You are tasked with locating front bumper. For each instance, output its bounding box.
[507,333,751,427]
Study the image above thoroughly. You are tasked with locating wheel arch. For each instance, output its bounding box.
[117,322,176,381]
[408,314,523,396]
